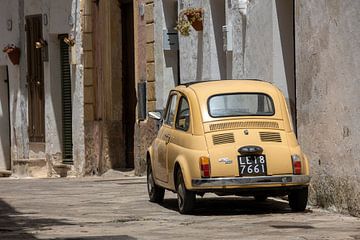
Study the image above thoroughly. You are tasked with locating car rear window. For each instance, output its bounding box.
[208,93,275,117]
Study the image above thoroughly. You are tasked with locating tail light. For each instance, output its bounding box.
[292,155,302,175]
[200,156,211,178]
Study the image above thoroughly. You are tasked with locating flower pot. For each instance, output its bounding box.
[185,11,203,31]
[6,47,20,65]
[191,19,203,31]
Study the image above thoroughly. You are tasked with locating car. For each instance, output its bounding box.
[146,79,310,214]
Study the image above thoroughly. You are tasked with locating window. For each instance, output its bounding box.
[176,97,190,131]
[164,94,178,126]
[208,93,275,117]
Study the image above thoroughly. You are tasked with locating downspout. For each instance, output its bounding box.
[238,0,249,76]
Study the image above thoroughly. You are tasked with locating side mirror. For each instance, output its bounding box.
[148,111,162,121]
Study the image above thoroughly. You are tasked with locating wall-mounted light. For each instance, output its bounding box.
[63,36,75,47]
[7,19,12,31]
[35,38,47,49]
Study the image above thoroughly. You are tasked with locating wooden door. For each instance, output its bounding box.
[122,1,136,168]
[26,15,45,142]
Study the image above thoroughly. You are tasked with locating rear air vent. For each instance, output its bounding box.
[209,121,279,131]
[212,133,235,145]
[259,132,282,142]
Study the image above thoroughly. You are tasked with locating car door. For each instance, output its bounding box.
[167,96,192,179]
[154,92,178,183]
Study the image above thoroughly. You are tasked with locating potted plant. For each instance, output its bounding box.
[175,8,203,36]
[2,44,20,65]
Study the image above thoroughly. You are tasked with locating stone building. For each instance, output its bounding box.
[0,0,73,177]
[1,0,359,217]
[151,0,360,216]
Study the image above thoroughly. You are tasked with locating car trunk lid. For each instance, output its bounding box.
[203,120,293,177]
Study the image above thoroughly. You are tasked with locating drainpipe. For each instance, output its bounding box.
[237,0,249,76]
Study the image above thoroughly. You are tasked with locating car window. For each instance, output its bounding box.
[208,93,275,117]
[175,97,190,132]
[164,94,178,126]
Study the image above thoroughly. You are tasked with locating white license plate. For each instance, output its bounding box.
[238,155,267,176]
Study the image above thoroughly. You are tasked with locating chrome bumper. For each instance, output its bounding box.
[192,175,311,188]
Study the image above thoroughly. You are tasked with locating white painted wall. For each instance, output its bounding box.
[23,0,72,158]
[0,0,72,166]
[154,0,178,109]
[0,0,20,65]
[0,66,10,170]
[179,0,226,83]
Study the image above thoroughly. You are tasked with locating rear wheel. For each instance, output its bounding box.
[288,187,308,212]
[147,160,165,203]
[176,170,195,214]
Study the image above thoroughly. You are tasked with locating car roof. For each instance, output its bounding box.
[176,79,279,96]
[174,79,288,128]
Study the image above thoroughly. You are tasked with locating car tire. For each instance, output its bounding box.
[288,187,308,212]
[176,170,195,214]
[254,195,267,202]
[147,161,165,203]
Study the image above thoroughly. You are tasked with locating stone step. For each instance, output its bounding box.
[52,163,75,178]
[12,158,47,178]
[0,170,12,177]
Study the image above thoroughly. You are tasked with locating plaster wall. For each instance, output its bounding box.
[1,0,29,164]
[179,0,226,83]
[154,0,178,109]
[153,0,294,118]
[296,0,360,217]
[23,0,72,168]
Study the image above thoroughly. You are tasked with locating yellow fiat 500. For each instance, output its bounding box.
[147,80,310,214]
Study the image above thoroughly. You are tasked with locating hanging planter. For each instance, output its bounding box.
[175,8,204,36]
[2,44,20,65]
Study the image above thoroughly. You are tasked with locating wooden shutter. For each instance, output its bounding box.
[59,34,73,162]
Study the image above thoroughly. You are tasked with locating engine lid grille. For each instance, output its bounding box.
[212,133,235,145]
[209,121,279,131]
[259,132,282,142]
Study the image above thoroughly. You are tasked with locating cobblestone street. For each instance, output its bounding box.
[0,176,359,240]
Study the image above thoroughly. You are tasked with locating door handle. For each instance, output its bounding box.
[164,134,171,144]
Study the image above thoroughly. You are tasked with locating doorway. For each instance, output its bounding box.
[121,0,136,169]
[26,15,45,142]
[0,66,11,170]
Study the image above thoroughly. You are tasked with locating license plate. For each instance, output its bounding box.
[238,155,267,176]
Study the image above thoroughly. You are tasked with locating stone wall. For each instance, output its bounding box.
[133,0,159,176]
[82,0,126,176]
[296,0,360,216]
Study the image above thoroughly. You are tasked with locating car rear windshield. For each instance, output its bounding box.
[208,93,275,117]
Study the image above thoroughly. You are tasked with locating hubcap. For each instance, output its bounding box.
[147,170,154,195]
[177,182,184,208]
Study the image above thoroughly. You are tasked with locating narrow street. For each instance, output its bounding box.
[0,176,359,240]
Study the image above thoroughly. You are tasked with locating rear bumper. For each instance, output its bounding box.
[192,175,310,188]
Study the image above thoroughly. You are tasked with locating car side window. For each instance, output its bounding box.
[175,97,190,132]
[164,94,178,126]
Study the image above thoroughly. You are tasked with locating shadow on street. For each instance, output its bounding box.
[161,196,313,216]
[0,199,136,240]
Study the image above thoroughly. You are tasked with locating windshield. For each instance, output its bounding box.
[208,93,275,117]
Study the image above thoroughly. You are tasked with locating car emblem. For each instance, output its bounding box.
[244,129,249,135]
[218,158,233,164]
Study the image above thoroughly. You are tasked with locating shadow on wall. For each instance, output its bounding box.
[210,0,226,80]
[163,0,179,86]
[275,0,296,128]
[0,199,137,239]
